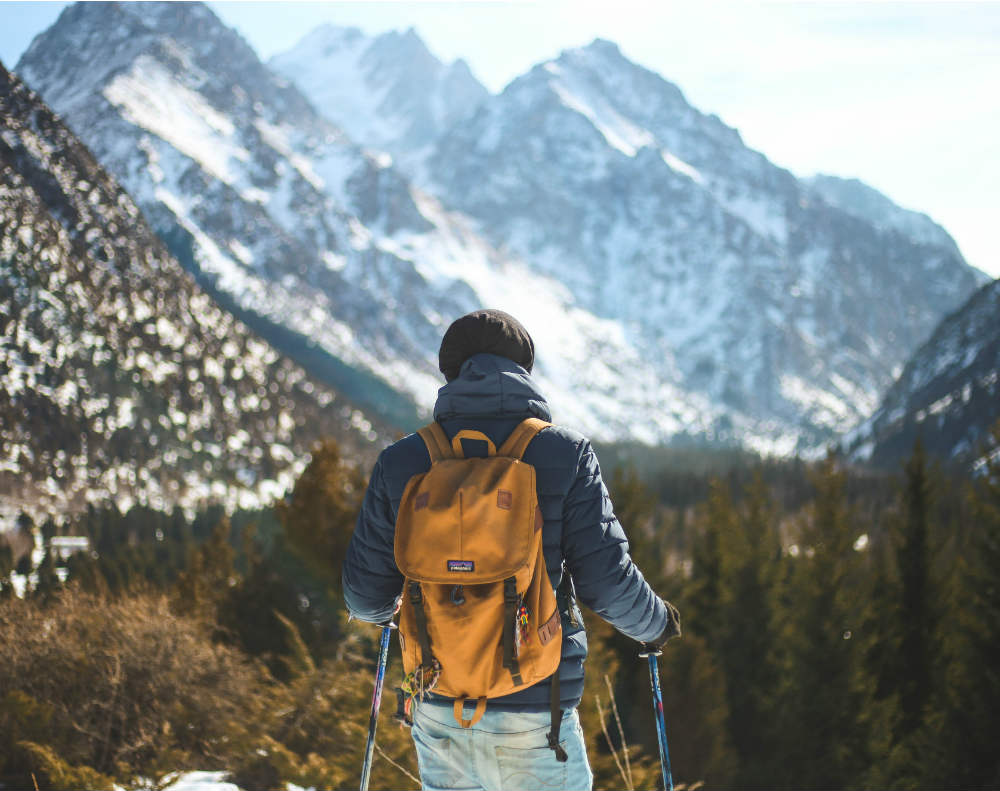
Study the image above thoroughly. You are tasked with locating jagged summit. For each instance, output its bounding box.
[270,22,489,168]
[421,36,985,449]
[16,1,719,447]
[19,1,321,133]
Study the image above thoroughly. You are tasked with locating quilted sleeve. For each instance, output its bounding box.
[342,453,404,624]
[560,438,669,643]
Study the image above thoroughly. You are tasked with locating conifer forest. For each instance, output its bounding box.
[2,428,1000,790]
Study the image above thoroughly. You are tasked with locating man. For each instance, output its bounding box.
[343,309,680,791]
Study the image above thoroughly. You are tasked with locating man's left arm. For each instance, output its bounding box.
[342,455,404,624]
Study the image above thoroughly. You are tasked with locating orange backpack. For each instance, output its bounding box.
[394,418,563,736]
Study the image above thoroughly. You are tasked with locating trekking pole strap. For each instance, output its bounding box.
[547,667,568,762]
[408,580,433,667]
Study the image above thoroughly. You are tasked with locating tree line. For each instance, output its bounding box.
[2,429,999,789]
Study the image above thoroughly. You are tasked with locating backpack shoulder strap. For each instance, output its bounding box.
[498,418,551,460]
[417,422,453,463]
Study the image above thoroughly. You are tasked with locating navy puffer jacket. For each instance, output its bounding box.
[342,353,669,710]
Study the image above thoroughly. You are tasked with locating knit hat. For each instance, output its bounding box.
[438,309,535,382]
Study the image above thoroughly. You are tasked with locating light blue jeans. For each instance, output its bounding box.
[411,699,593,791]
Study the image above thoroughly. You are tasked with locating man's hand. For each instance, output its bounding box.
[641,598,681,654]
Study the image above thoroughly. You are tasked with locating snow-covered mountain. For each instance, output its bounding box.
[846,277,1000,467]
[412,39,987,451]
[16,4,988,454]
[0,60,385,520]
[270,25,488,173]
[15,2,728,446]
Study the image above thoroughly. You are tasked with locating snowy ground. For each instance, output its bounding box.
[126,771,311,791]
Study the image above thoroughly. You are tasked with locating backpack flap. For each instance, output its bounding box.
[395,457,539,585]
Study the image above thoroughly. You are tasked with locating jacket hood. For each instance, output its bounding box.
[433,353,551,422]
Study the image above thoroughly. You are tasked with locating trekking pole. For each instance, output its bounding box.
[361,622,395,791]
[638,646,673,791]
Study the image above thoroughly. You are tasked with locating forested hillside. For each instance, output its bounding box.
[4,434,999,789]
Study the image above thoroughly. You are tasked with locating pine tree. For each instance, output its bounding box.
[14,513,34,577]
[33,549,61,604]
[862,440,946,787]
[774,456,871,788]
[274,439,365,594]
[172,518,236,618]
[935,423,1000,787]
[686,479,739,650]
[895,441,934,740]
[0,541,14,599]
[719,472,782,785]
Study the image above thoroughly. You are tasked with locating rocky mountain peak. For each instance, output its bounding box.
[18,1,318,133]
[270,23,488,166]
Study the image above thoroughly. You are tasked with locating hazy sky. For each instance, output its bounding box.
[2,1,997,277]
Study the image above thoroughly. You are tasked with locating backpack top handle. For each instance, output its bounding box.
[450,430,497,458]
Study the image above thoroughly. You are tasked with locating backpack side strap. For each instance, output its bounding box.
[498,417,552,460]
[417,422,453,463]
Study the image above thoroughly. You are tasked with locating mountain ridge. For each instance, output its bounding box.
[14,4,990,456]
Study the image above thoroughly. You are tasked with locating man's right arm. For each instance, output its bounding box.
[560,436,679,646]
[342,455,404,624]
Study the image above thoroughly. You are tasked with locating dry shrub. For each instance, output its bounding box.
[0,589,421,790]
[15,741,114,791]
[231,620,420,791]
[0,588,275,787]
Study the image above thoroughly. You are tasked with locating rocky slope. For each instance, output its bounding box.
[0,61,385,521]
[846,277,1000,468]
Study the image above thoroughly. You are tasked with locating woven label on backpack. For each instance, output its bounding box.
[447,560,475,572]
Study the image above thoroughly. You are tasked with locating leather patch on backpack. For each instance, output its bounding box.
[414,492,429,510]
[537,609,560,646]
[497,490,512,510]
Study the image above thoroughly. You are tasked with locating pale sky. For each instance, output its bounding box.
[2,1,997,278]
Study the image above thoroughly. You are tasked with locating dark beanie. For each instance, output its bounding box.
[438,309,535,382]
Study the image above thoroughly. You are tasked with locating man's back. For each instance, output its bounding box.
[343,312,678,791]
[343,353,669,710]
